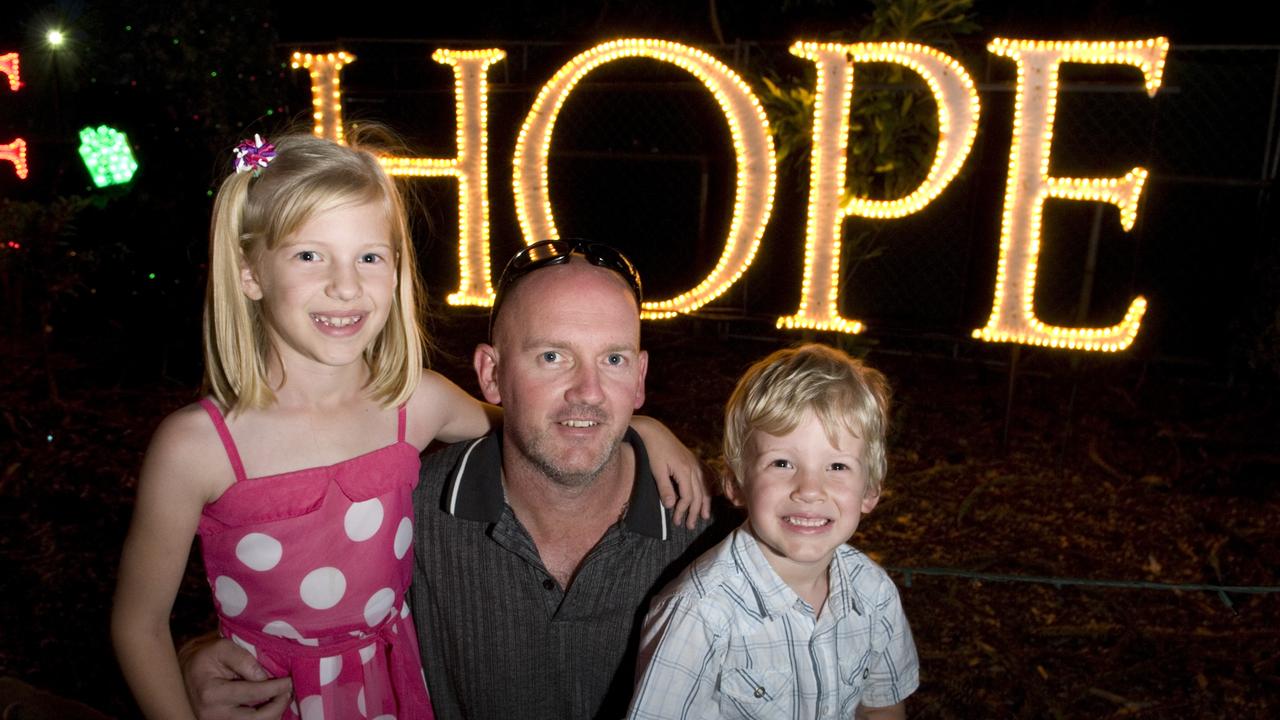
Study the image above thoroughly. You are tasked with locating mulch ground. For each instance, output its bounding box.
[2,314,1277,718]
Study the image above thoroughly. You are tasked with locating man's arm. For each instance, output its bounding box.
[630,415,712,528]
[178,635,291,720]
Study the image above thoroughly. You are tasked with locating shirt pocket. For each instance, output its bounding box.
[718,667,794,720]
[839,650,870,716]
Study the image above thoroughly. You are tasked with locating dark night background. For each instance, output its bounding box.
[1,1,1277,718]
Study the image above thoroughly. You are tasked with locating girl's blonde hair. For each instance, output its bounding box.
[723,343,892,496]
[202,133,424,412]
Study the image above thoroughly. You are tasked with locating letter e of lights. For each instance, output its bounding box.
[973,37,1169,352]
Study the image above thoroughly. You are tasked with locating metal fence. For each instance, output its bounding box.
[319,39,1279,367]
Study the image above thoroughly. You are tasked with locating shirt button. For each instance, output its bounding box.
[753,686,765,698]
[863,668,871,679]
[542,578,556,590]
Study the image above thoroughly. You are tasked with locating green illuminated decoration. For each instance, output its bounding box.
[78,125,138,187]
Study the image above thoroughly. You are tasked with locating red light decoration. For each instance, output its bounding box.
[0,53,20,90]
[0,139,26,180]
[1,52,27,180]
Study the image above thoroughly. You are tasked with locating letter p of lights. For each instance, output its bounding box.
[513,39,776,319]
[778,42,981,334]
[974,37,1169,352]
[1,52,28,180]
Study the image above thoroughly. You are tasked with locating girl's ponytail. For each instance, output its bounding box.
[202,170,267,412]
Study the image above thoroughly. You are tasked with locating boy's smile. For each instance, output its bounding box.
[735,411,879,589]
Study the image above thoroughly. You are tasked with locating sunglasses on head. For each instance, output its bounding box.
[489,239,643,339]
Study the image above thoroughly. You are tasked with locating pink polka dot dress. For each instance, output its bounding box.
[197,399,433,720]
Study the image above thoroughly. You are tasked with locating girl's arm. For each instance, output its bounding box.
[408,369,710,526]
[112,406,232,720]
[406,369,502,447]
[629,415,710,528]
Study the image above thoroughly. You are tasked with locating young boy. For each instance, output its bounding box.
[628,343,918,720]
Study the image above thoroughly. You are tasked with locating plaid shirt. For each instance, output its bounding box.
[628,526,918,719]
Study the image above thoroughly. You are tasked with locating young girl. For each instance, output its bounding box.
[111,133,706,720]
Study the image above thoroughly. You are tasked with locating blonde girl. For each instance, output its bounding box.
[111,133,704,719]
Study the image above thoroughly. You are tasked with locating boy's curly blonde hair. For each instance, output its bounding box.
[723,343,891,495]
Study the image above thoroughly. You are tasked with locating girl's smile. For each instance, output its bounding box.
[240,200,396,373]
[310,311,367,335]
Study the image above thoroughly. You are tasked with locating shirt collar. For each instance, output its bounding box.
[827,545,864,618]
[732,526,862,620]
[444,426,668,540]
[731,527,799,619]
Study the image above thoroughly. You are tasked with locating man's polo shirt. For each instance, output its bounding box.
[410,429,727,720]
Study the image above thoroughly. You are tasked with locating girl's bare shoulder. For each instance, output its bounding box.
[141,400,237,502]
[151,400,222,447]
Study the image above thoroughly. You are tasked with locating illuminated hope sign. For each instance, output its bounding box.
[1,52,28,180]
[295,36,1169,352]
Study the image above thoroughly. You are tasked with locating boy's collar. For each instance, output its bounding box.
[731,527,863,619]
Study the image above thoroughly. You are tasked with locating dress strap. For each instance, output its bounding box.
[198,398,249,484]
[397,404,407,444]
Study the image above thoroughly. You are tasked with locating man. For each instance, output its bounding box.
[183,240,728,719]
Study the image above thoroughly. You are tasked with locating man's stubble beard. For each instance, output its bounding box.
[514,409,627,490]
